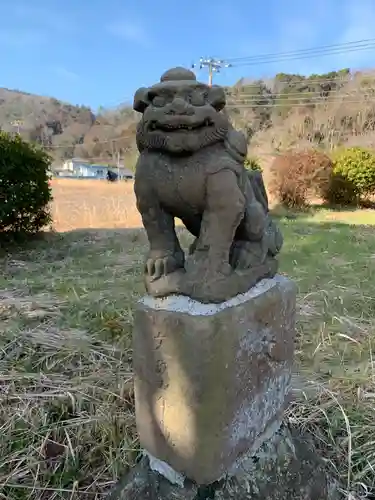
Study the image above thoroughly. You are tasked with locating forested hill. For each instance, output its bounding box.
[1,68,375,166]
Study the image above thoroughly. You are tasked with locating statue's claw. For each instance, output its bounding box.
[145,254,183,281]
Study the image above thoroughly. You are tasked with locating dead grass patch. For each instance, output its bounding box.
[51,179,142,232]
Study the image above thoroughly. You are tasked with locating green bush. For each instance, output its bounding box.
[269,150,333,208]
[244,156,262,172]
[0,132,52,236]
[332,147,375,199]
[321,171,358,206]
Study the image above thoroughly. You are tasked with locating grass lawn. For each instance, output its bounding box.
[0,209,374,499]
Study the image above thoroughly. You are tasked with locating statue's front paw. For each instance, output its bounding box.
[145,252,184,281]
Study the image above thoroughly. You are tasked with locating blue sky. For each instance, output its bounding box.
[1,0,375,111]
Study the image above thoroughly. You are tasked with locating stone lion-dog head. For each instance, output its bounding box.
[133,67,229,155]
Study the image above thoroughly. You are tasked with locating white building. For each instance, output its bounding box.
[61,158,90,172]
[57,158,134,180]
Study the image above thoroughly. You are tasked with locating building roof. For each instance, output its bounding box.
[84,164,107,169]
[71,157,90,164]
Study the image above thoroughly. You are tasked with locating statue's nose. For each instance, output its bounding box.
[168,97,193,115]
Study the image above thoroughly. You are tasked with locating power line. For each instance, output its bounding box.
[229,92,375,103]
[108,74,364,109]
[230,43,375,68]
[230,82,353,92]
[119,74,366,106]
[228,77,357,88]
[230,90,371,100]
[228,100,374,107]
[223,38,375,63]
[105,76,358,107]
[229,100,370,107]
[229,79,375,104]
[226,99,375,108]
[117,73,372,108]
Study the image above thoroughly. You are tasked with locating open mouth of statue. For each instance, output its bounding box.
[149,118,213,132]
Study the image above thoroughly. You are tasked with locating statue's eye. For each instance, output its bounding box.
[152,96,165,107]
[190,91,205,106]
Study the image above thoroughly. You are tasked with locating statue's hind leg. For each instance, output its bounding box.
[230,175,268,269]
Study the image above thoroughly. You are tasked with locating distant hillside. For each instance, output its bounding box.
[0,88,138,167]
[226,69,375,155]
[2,68,375,168]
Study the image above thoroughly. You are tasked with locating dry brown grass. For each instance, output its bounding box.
[50,177,285,233]
[51,179,142,232]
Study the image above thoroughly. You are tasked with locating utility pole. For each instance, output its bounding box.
[111,139,115,160]
[192,57,232,86]
[11,119,24,134]
[117,151,120,178]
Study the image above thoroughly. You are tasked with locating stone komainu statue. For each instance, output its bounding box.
[133,67,283,303]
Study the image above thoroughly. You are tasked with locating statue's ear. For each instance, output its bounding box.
[207,85,226,111]
[133,87,150,113]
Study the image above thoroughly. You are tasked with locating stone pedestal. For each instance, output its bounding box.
[107,426,336,500]
[133,275,297,485]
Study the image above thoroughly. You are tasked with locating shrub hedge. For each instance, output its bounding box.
[0,132,52,237]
